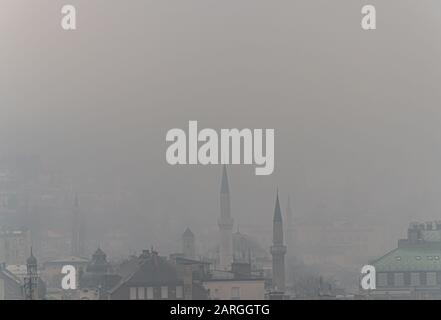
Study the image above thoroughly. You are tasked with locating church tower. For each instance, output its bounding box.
[71,194,86,257]
[24,247,38,300]
[218,165,234,270]
[182,227,196,259]
[271,191,286,292]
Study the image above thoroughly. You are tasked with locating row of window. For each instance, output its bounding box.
[377,272,440,287]
[396,256,441,261]
[129,286,183,300]
[211,287,240,300]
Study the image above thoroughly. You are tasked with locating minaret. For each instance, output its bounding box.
[271,191,286,292]
[182,227,196,259]
[218,165,234,270]
[285,196,294,255]
[71,194,86,257]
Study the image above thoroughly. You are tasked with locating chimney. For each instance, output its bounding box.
[408,224,420,243]
[232,262,251,278]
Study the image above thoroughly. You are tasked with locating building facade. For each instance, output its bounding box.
[0,228,31,265]
[368,222,441,299]
[110,250,208,300]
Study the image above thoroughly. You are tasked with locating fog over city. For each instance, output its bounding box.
[1,0,441,297]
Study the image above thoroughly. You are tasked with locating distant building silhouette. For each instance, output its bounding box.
[23,248,38,300]
[270,192,286,293]
[0,228,30,265]
[367,221,441,299]
[182,228,196,259]
[71,194,85,257]
[218,165,233,271]
[79,248,121,300]
[109,249,208,300]
[42,256,88,290]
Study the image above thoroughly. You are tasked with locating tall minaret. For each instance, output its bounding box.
[218,165,234,270]
[271,191,286,292]
[71,194,86,257]
[285,196,294,255]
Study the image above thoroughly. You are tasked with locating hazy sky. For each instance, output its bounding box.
[1,0,441,255]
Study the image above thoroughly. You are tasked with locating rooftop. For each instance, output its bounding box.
[372,242,441,272]
[372,221,441,272]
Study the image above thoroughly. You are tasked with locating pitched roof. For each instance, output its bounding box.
[128,253,180,285]
[0,265,21,284]
[45,256,89,265]
[110,251,181,294]
[372,242,441,272]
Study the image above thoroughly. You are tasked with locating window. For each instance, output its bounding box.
[129,287,137,300]
[146,287,154,300]
[421,272,427,285]
[161,286,168,299]
[410,272,420,286]
[137,287,145,300]
[427,272,437,286]
[213,288,220,300]
[231,287,240,300]
[176,286,183,299]
[394,273,404,287]
[387,272,394,286]
[377,273,387,287]
[404,272,411,286]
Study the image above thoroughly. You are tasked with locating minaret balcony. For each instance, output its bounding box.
[218,217,234,229]
[270,245,287,255]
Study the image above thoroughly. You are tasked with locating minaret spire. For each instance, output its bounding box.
[271,189,286,294]
[274,191,282,223]
[221,164,229,194]
[218,165,234,270]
